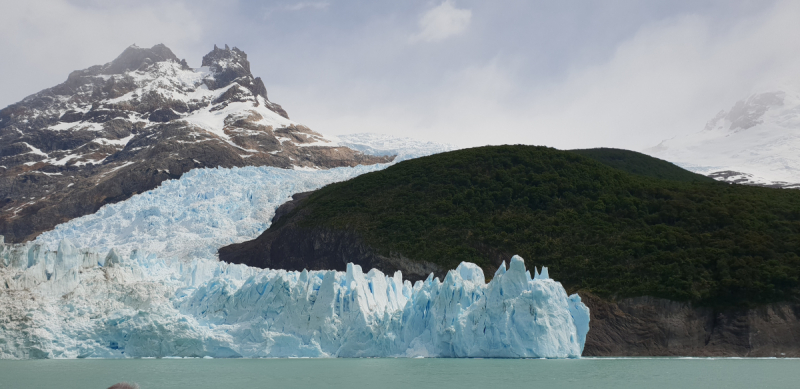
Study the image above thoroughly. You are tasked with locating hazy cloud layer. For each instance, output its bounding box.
[411,0,472,43]
[0,0,207,103]
[1,0,797,151]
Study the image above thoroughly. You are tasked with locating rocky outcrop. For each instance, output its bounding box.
[707,170,800,189]
[581,293,800,357]
[0,44,391,243]
[104,44,182,74]
[201,44,287,118]
[219,192,443,283]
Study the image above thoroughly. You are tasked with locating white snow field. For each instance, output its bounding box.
[646,90,800,188]
[0,135,590,359]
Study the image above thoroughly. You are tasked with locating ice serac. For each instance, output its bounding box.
[0,236,588,358]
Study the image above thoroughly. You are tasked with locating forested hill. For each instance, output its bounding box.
[570,148,716,183]
[225,145,800,308]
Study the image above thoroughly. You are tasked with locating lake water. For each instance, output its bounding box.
[1,358,797,389]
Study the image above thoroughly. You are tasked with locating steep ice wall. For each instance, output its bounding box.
[1,241,588,359]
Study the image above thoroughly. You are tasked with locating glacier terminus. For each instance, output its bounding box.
[0,237,588,358]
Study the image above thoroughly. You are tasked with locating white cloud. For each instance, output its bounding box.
[0,0,206,107]
[262,1,330,17]
[5,0,798,155]
[412,0,471,43]
[284,2,330,12]
[283,0,800,152]
[524,0,800,150]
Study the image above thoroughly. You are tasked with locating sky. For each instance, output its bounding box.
[1,0,799,150]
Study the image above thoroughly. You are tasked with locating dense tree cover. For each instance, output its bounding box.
[570,148,716,183]
[292,146,800,307]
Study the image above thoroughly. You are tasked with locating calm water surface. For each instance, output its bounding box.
[1,358,797,389]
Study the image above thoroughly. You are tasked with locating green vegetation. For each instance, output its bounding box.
[570,148,715,183]
[287,145,800,307]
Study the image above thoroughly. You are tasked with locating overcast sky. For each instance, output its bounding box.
[2,0,799,150]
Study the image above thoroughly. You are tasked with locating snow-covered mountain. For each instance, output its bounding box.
[0,44,389,243]
[645,90,800,189]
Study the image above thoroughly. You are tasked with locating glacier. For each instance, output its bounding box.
[33,133,457,260]
[0,237,588,358]
[33,164,389,261]
[0,134,589,359]
[332,133,457,163]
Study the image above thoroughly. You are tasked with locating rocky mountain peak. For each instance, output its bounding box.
[202,44,251,75]
[703,91,786,132]
[198,44,281,117]
[103,43,183,75]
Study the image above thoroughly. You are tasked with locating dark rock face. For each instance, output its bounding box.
[0,43,391,243]
[707,170,800,189]
[107,383,138,389]
[201,44,288,119]
[202,45,252,87]
[148,108,179,122]
[219,192,443,283]
[581,293,800,357]
[104,44,180,75]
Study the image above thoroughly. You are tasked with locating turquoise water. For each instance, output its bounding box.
[1,358,798,389]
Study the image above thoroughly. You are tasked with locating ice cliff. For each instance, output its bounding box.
[0,238,588,358]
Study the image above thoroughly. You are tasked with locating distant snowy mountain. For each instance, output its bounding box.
[645,90,800,189]
[333,133,456,162]
[0,44,389,243]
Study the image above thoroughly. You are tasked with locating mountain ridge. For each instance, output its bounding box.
[0,44,390,243]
